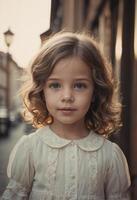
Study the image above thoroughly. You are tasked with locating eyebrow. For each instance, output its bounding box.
[47,78,91,82]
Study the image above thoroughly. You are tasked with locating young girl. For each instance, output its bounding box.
[1,32,131,199]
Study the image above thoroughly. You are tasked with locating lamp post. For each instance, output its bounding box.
[3,28,14,125]
[4,28,14,52]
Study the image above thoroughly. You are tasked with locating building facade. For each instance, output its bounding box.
[0,52,7,107]
[0,51,23,114]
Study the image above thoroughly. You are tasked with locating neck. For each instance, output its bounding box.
[50,121,89,140]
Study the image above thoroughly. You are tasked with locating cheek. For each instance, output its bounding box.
[44,91,50,105]
[79,91,93,105]
[45,94,52,105]
[44,91,57,109]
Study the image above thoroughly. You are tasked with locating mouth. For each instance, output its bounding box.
[57,108,77,115]
[58,108,77,111]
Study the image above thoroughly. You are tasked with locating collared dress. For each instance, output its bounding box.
[1,126,131,200]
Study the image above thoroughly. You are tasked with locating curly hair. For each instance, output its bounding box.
[21,32,122,136]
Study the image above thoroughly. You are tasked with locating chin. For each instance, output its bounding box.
[56,119,82,125]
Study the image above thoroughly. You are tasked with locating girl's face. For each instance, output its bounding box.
[44,56,94,128]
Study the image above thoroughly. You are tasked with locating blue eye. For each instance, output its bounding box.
[48,82,61,89]
[74,83,87,89]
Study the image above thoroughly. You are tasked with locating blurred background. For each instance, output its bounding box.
[0,0,137,198]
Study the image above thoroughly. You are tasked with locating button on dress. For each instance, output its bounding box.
[1,126,131,200]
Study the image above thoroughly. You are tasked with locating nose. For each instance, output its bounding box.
[61,88,74,103]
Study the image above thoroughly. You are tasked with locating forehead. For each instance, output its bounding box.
[50,56,92,78]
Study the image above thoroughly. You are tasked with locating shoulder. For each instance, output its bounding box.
[14,126,49,151]
[101,138,123,157]
[101,138,129,170]
[93,134,126,160]
[102,138,125,157]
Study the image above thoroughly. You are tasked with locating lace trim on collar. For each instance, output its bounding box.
[37,126,105,151]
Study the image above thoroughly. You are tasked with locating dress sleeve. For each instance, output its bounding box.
[1,135,35,200]
[105,142,131,200]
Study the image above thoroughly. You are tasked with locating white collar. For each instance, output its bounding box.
[37,126,105,152]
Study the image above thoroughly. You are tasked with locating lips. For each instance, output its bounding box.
[58,108,76,111]
[57,108,77,115]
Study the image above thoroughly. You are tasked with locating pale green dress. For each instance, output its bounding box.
[1,126,131,199]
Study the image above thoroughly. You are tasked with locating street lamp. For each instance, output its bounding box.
[4,28,14,52]
[3,28,14,129]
